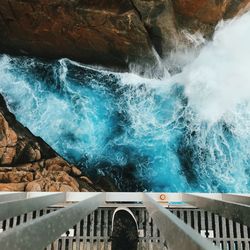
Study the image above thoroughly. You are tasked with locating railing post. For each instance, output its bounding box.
[143,193,219,250]
[0,193,105,250]
[182,193,250,227]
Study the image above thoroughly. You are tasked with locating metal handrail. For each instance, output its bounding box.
[0,193,105,250]
[0,192,27,202]
[143,193,219,250]
[0,193,65,221]
[182,193,250,227]
[222,193,250,205]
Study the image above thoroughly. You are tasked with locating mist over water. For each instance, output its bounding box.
[0,12,250,191]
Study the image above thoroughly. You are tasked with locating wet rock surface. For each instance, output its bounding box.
[0,0,158,72]
[0,94,101,192]
[132,0,179,58]
[0,0,249,70]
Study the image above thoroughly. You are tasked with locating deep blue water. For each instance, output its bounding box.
[0,54,249,192]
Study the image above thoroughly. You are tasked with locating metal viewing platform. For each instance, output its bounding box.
[0,192,249,250]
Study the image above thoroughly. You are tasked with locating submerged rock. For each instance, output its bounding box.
[0,94,101,192]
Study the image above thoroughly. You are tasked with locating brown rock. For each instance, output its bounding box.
[62,165,71,173]
[31,162,41,171]
[26,146,38,162]
[59,184,76,192]
[0,182,27,191]
[173,0,250,24]
[0,172,8,182]
[172,0,250,41]
[25,181,42,192]
[7,126,18,146]
[45,157,69,168]
[14,163,33,171]
[56,171,72,184]
[0,171,34,183]
[47,182,60,192]
[0,0,249,72]
[0,147,5,158]
[7,171,23,183]
[0,167,12,172]
[80,176,94,185]
[132,0,179,57]
[1,147,16,165]
[173,0,229,24]
[34,149,41,161]
[47,164,63,172]
[0,0,159,72]
[69,181,79,191]
[0,115,8,148]
[224,0,250,19]
[71,166,81,176]
[35,171,43,180]
[23,172,34,182]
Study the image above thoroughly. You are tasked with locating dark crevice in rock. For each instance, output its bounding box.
[129,0,143,20]
[130,0,163,58]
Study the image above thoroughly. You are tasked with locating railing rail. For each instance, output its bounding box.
[143,193,219,250]
[0,193,105,250]
[0,192,27,202]
[0,193,65,221]
[182,193,250,227]
[222,193,250,205]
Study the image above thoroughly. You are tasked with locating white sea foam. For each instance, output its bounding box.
[180,12,250,123]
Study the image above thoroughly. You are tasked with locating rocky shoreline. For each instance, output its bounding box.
[0,94,101,192]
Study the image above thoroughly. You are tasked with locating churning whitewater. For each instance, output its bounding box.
[0,12,250,192]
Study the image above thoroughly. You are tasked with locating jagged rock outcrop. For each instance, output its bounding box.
[0,94,99,192]
[0,0,249,70]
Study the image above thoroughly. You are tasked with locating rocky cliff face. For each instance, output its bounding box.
[0,0,249,72]
[0,0,159,73]
[0,94,99,192]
